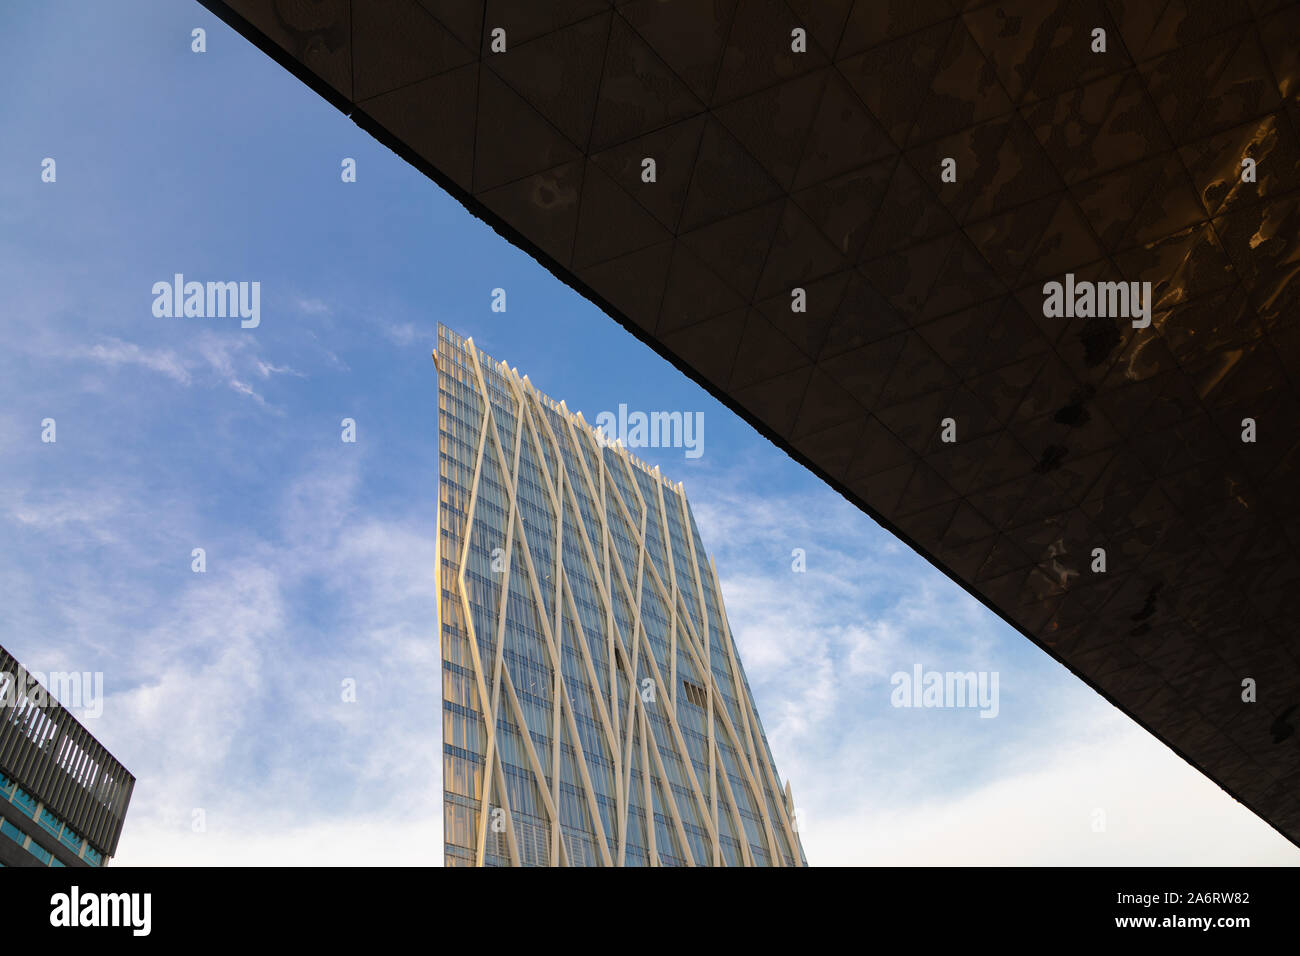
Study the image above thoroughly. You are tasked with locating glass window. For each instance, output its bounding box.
[59,827,83,854]
[0,818,25,845]
[38,808,60,836]
[26,841,52,865]
[10,787,35,814]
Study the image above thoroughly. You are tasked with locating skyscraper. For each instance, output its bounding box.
[0,645,134,868]
[436,324,805,867]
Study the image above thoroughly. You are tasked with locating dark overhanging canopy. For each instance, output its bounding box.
[196,0,1300,849]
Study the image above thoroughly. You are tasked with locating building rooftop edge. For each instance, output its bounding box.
[436,323,689,497]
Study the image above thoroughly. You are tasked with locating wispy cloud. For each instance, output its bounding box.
[23,326,304,408]
[75,339,192,385]
[2,453,441,866]
[6,488,125,543]
[292,297,330,317]
[380,321,426,348]
[195,333,299,405]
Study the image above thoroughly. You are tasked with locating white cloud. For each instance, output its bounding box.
[4,453,442,867]
[118,816,440,867]
[381,321,424,347]
[292,298,330,317]
[7,488,124,541]
[804,708,1299,866]
[19,327,302,407]
[76,339,192,385]
[196,333,298,404]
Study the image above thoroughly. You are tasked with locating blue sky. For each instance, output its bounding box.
[1,0,1295,865]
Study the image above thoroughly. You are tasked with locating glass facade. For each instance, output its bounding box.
[437,324,806,867]
[0,772,99,868]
